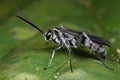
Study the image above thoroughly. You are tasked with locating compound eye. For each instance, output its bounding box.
[45,30,52,40]
[46,33,51,40]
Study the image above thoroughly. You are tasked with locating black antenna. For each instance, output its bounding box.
[16,8,44,34]
[17,15,44,34]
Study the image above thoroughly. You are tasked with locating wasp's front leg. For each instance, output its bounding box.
[44,45,63,70]
[35,41,49,50]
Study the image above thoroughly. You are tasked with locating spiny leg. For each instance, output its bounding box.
[96,53,115,71]
[44,45,63,70]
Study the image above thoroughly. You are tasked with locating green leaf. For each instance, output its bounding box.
[0,0,120,80]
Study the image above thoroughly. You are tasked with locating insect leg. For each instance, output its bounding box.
[41,41,48,49]
[68,47,73,72]
[82,32,114,70]
[35,41,49,50]
[64,40,73,72]
[44,45,63,70]
[96,52,115,71]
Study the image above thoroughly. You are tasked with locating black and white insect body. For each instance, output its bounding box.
[81,32,107,60]
[17,14,114,72]
[55,26,109,60]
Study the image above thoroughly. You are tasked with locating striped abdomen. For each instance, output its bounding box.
[81,33,106,60]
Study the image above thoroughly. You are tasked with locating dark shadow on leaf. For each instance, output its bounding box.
[73,47,97,60]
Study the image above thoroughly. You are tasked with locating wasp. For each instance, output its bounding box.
[17,11,114,72]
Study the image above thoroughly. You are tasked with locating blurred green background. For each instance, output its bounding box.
[0,0,120,80]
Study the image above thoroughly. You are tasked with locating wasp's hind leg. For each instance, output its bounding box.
[96,52,115,71]
[44,45,63,70]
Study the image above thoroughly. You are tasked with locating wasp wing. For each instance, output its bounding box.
[56,26,110,47]
[56,26,80,36]
[87,34,111,47]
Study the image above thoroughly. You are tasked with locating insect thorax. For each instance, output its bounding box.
[51,28,78,48]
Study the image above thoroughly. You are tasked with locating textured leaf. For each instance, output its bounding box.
[0,0,120,80]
